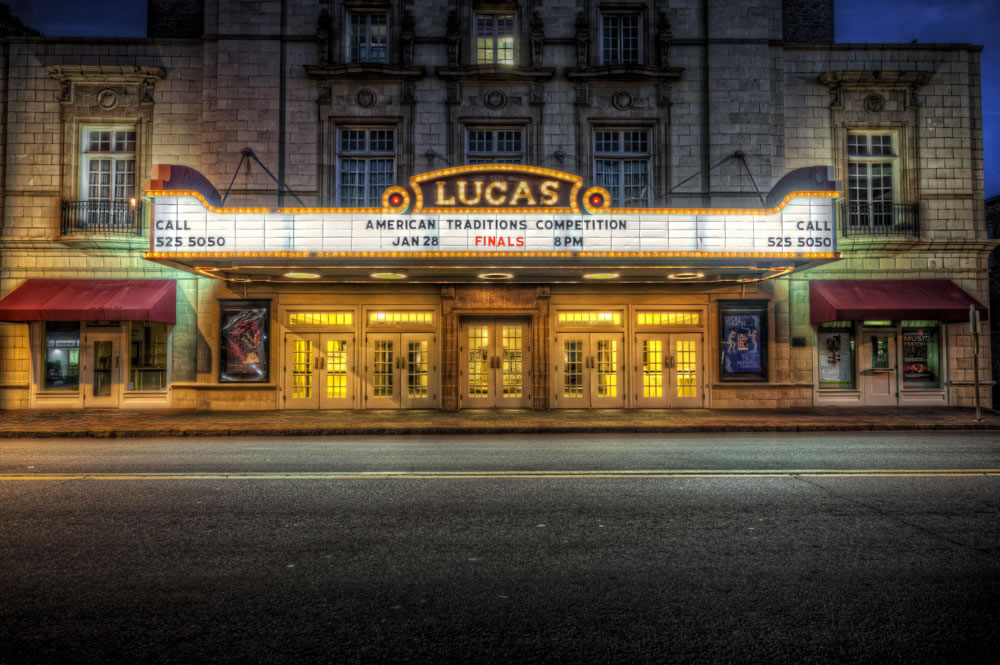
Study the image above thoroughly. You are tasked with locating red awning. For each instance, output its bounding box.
[810,279,987,324]
[0,279,176,323]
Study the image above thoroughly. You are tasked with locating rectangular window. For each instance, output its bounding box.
[82,127,136,202]
[557,311,621,326]
[43,322,81,390]
[847,132,897,228]
[368,311,433,326]
[337,128,395,207]
[637,311,701,326]
[348,12,388,63]
[601,14,640,65]
[901,323,941,388]
[817,324,855,389]
[594,129,651,207]
[289,312,354,327]
[129,321,169,391]
[476,14,515,64]
[466,129,523,164]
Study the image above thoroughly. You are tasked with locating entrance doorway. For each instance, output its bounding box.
[860,331,897,405]
[459,319,531,408]
[634,333,703,408]
[553,332,625,408]
[364,333,437,408]
[284,333,356,409]
[82,332,121,408]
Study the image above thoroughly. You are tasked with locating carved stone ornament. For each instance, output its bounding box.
[612,90,633,111]
[864,93,885,113]
[529,81,544,106]
[529,10,545,68]
[401,12,416,67]
[446,11,461,69]
[656,12,673,69]
[575,12,590,68]
[316,9,332,66]
[484,89,507,110]
[829,85,842,109]
[97,89,119,110]
[575,81,590,107]
[356,88,377,108]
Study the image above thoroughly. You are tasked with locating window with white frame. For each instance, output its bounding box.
[81,127,136,203]
[336,127,395,207]
[601,14,641,65]
[348,12,387,63]
[466,129,523,164]
[475,14,515,64]
[847,132,897,227]
[594,129,651,207]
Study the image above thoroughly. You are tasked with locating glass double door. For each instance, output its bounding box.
[365,333,437,409]
[460,319,531,408]
[553,333,625,408]
[634,334,702,408]
[284,333,355,409]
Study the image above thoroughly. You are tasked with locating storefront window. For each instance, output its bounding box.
[901,322,941,388]
[817,324,855,389]
[44,322,80,389]
[129,322,169,391]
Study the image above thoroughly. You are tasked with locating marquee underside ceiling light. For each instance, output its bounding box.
[667,272,706,280]
[478,272,514,280]
[583,272,620,280]
[283,272,320,279]
[371,272,407,279]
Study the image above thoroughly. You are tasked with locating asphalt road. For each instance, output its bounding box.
[1,432,998,665]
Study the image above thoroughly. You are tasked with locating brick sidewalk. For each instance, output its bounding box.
[1,407,999,438]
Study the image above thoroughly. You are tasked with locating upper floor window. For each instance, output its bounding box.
[601,14,640,65]
[594,129,651,207]
[847,132,897,228]
[476,14,515,64]
[81,127,136,202]
[336,127,395,207]
[348,12,388,63]
[466,129,523,164]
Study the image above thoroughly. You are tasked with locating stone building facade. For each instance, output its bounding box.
[0,0,992,411]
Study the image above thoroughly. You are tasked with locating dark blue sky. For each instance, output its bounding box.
[7,0,998,197]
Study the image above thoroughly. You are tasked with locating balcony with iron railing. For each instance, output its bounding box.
[60,199,146,237]
[840,201,919,238]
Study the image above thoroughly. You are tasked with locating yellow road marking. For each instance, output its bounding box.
[0,470,998,480]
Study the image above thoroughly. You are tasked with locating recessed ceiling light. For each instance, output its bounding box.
[478,272,513,280]
[283,272,320,279]
[667,272,705,280]
[583,272,620,280]
[371,272,407,280]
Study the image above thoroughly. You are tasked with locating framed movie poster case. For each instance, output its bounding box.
[219,300,270,383]
[719,300,768,381]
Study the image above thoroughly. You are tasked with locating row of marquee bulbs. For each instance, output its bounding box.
[280,271,706,281]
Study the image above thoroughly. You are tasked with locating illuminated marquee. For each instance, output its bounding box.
[145,164,841,258]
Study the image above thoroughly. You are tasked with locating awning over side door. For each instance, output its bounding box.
[0,279,176,323]
[809,279,987,324]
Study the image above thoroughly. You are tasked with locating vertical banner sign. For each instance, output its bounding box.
[719,301,768,381]
[219,300,270,382]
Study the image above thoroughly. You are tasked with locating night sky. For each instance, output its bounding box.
[7,0,999,198]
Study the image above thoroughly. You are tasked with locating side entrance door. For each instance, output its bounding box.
[460,319,531,408]
[364,333,437,409]
[860,331,897,406]
[634,333,703,408]
[553,332,625,408]
[284,332,356,409]
[82,331,122,408]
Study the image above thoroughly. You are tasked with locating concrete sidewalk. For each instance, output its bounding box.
[2,406,1000,438]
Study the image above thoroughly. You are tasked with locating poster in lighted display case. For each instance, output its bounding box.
[219,300,270,383]
[719,301,768,381]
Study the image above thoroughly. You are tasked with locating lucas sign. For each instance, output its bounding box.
[146,164,840,257]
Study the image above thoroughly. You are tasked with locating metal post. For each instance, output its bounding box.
[971,305,981,422]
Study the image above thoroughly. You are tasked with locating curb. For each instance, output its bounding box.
[3,423,1000,438]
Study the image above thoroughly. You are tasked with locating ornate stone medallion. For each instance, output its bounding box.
[612,90,633,111]
[356,89,377,108]
[484,90,507,110]
[97,89,119,110]
[863,93,885,113]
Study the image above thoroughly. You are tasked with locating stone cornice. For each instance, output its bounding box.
[304,63,426,81]
[435,65,555,81]
[818,70,934,89]
[565,65,684,82]
[46,65,167,84]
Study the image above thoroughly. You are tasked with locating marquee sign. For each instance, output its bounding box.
[144,164,841,259]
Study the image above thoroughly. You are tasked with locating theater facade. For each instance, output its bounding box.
[0,0,992,410]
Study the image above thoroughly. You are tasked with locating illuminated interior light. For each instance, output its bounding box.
[582,272,620,280]
[477,272,514,280]
[370,272,407,280]
[667,272,706,280]
[283,272,320,279]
